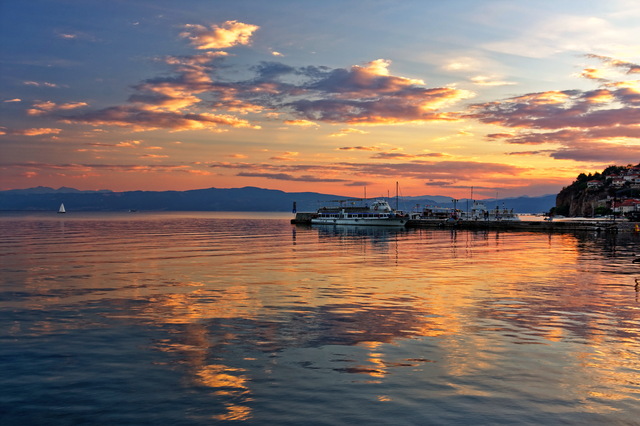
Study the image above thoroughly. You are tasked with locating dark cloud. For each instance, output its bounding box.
[50,49,471,130]
[209,159,527,183]
[63,105,258,131]
[237,172,347,182]
[470,56,640,163]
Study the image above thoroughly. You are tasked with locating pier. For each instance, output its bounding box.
[291,212,639,233]
[405,218,634,232]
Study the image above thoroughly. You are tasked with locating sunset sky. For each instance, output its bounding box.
[2,0,640,198]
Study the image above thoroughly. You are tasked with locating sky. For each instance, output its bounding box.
[1,0,640,198]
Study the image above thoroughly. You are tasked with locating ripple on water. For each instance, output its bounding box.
[1,213,640,424]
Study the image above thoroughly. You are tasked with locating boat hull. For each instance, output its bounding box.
[311,217,408,227]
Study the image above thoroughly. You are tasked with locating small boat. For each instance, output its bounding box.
[58,203,66,214]
[311,199,408,227]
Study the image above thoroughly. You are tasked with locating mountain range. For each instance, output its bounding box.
[0,186,556,213]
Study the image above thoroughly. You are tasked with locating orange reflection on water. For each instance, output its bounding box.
[195,364,249,390]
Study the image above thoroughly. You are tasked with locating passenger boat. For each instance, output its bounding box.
[311,199,409,227]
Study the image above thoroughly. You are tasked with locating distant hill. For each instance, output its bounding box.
[0,186,555,213]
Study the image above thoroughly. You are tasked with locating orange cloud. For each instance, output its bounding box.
[27,101,88,116]
[371,152,448,160]
[116,140,142,147]
[5,127,63,136]
[283,119,318,127]
[63,107,260,132]
[585,54,640,75]
[3,161,205,175]
[581,67,607,81]
[269,152,299,161]
[329,128,369,137]
[180,21,259,50]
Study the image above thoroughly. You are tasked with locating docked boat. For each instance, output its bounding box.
[458,201,520,221]
[311,199,409,227]
[411,200,519,225]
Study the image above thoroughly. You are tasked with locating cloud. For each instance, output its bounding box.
[4,98,21,103]
[269,151,299,161]
[202,158,556,196]
[27,101,87,116]
[23,81,59,88]
[208,159,528,185]
[371,152,448,160]
[63,106,260,132]
[329,128,369,137]
[470,75,517,87]
[237,172,347,182]
[1,127,62,136]
[116,140,142,147]
[55,30,96,42]
[2,161,204,174]
[482,15,621,59]
[285,59,473,124]
[139,154,169,159]
[30,21,475,132]
[506,150,556,156]
[468,55,640,163]
[180,21,259,50]
[283,119,318,127]
[338,145,381,151]
[550,143,640,162]
[585,54,640,74]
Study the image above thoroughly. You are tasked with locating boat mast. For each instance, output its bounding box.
[396,181,399,210]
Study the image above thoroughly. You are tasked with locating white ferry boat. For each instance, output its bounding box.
[311,199,409,227]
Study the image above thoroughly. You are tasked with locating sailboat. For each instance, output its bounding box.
[58,203,66,214]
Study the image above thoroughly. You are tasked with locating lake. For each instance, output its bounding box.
[1,212,640,425]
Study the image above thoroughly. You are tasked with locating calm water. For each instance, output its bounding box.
[2,212,640,425]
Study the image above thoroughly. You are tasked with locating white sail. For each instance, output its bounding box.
[58,203,66,213]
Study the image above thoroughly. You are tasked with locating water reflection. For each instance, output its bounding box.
[2,213,640,423]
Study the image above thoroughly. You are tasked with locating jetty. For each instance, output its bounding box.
[291,212,638,233]
[404,218,633,232]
